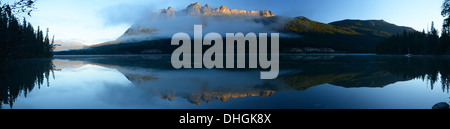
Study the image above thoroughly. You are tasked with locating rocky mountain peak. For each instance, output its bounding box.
[216,5,231,15]
[155,2,275,17]
[219,5,229,10]
[166,7,175,14]
[123,2,277,40]
[193,2,200,6]
[186,2,202,15]
[155,6,176,19]
[202,4,212,14]
[187,2,202,8]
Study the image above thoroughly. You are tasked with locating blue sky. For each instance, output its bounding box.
[5,0,446,45]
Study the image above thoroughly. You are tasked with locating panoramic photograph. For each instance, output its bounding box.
[1,0,450,112]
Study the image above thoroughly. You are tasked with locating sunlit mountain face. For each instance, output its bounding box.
[53,40,86,51]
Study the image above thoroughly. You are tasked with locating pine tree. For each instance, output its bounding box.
[376,22,449,55]
[443,0,450,34]
[0,0,44,61]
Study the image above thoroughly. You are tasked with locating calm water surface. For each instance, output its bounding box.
[1,54,449,109]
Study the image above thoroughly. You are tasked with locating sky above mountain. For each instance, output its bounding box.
[7,0,445,45]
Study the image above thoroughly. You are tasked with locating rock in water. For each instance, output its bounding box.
[432,102,450,109]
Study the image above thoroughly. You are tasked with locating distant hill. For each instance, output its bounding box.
[330,19,415,37]
[53,40,87,51]
[282,16,360,35]
[277,17,415,53]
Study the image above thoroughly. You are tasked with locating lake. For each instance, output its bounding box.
[1,54,449,109]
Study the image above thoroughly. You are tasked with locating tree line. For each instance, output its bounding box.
[0,59,53,108]
[0,0,54,62]
[377,1,450,55]
[376,22,450,55]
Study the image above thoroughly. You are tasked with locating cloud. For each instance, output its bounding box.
[99,3,156,26]
[118,14,297,42]
[98,0,183,26]
[59,0,302,44]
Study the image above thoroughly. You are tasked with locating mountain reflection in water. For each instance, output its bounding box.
[1,55,449,109]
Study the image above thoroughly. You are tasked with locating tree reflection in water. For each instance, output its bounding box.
[55,55,450,106]
[376,56,450,93]
[1,55,450,108]
[0,59,54,109]
[277,55,450,93]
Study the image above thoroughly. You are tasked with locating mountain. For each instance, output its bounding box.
[50,55,412,105]
[282,16,360,35]
[277,17,416,52]
[119,2,275,41]
[53,40,86,51]
[55,2,416,55]
[157,2,275,18]
[330,19,416,37]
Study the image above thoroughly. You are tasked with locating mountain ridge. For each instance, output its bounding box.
[160,2,276,17]
[118,2,276,41]
[330,19,416,37]
[60,17,416,54]
[56,2,416,54]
